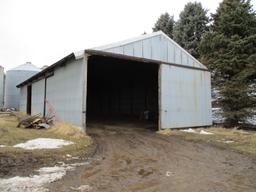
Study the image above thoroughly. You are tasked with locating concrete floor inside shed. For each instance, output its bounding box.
[86,55,159,130]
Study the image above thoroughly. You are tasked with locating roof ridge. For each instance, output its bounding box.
[92,31,163,51]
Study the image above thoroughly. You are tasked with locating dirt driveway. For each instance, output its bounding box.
[47,123,256,192]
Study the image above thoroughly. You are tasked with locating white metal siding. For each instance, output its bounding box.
[31,79,45,115]
[160,64,212,128]
[0,67,4,107]
[19,85,27,112]
[97,33,206,69]
[5,70,39,109]
[82,56,88,130]
[46,59,84,126]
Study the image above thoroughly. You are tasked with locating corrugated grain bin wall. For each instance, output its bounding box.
[4,62,41,109]
[0,66,4,107]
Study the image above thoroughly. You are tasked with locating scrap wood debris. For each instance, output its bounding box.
[0,108,17,117]
[17,113,54,129]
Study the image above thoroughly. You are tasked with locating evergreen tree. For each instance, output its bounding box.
[173,2,209,58]
[153,12,175,38]
[200,0,256,127]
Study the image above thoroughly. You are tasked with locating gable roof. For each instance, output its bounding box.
[76,31,207,69]
[17,31,208,88]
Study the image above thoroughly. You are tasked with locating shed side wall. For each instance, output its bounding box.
[19,85,27,112]
[31,79,45,115]
[0,67,4,107]
[46,59,84,127]
[160,64,212,128]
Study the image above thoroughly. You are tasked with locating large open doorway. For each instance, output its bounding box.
[86,55,159,130]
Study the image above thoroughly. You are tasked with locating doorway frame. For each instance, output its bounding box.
[26,84,32,115]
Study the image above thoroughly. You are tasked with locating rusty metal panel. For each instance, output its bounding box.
[31,79,45,115]
[160,64,212,129]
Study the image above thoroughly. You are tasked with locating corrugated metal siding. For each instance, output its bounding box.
[46,59,84,126]
[31,79,45,115]
[19,85,27,112]
[97,34,206,69]
[0,67,4,107]
[160,64,212,128]
[5,70,38,109]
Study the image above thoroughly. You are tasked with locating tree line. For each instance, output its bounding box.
[153,0,256,128]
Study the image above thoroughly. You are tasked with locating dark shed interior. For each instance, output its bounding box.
[86,55,159,127]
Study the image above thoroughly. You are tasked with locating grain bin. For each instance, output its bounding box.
[0,66,4,107]
[4,62,41,109]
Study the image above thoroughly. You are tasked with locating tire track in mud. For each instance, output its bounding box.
[47,124,256,192]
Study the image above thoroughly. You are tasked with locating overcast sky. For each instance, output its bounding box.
[0,0,255,71]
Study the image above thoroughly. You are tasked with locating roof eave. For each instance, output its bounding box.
[16,53,75,88]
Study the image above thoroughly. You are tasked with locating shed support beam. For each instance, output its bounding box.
[82,53,89,132]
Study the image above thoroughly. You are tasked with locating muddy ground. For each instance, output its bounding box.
[45,122,256,192]
[0,143,96,178]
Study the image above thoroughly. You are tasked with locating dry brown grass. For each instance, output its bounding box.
[0,114,92,156]
[157,129,175,136]
[48,122,88,139]
[158,127,256,155]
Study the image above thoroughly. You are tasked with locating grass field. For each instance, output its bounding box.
[0,113,92,156]
[158,127,256,155]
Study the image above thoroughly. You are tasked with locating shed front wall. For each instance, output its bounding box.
[160,64,212,129]
[97,34,206,69]
[45,59,84,126]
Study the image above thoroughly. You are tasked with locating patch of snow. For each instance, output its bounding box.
[70,185,92,191]
[246,114,256,126]
[0,145,6,147]
[212,107,225,124]
[0,162,89,192]
[181,128,197,133]
[180,129,214,135]
[224,140,234,144]
[211,88,222,102]
[199,130,214,135]
[212,107,221,111]
[14,138,74,149]
[166,171,174,177]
